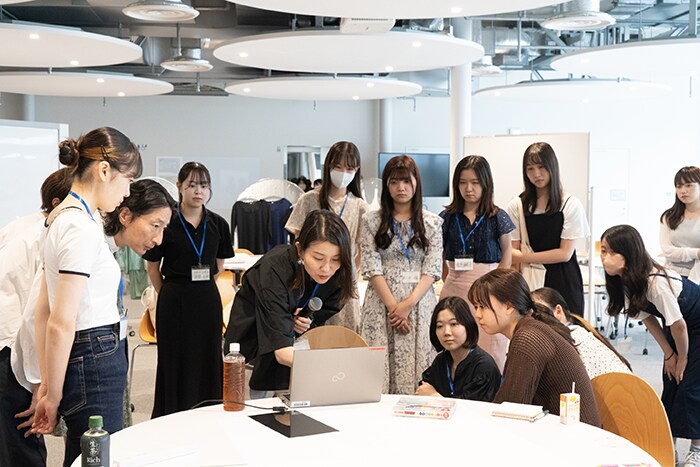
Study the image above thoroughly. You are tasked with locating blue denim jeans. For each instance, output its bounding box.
[60,323,127,467]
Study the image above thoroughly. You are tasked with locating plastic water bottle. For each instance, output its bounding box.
[223,342,246,412]
[81,415,109,467]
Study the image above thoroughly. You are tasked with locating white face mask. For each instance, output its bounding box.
[330,169,356,189]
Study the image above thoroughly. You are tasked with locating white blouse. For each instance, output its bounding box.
[506,193,589,242]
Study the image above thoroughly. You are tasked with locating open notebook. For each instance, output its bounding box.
[491,402,548,422]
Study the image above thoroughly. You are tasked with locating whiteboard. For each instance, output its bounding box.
[0,120,67,228]
[463,132,590,212]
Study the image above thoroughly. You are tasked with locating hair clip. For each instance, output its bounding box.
[100,146,110,161]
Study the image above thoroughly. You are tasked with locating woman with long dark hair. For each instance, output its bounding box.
[360,155,443,394]
[226,210,355,395]
[439,155,514,371]
[144,162,234,418]
[660,166,700,282]
[286,141,368,331]
[506,142,588,314]
[468,269,600,426]
[601,224,700,464]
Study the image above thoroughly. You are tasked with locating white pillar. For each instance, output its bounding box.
[450,18,473,167]
[21,94,35,121]
[379,98,392,153]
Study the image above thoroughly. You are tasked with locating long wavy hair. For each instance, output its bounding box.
[660,166,700,230]
[444,155,498,217]
[468,269,574,346]
[532,287,632,371]
[319,141,363,210]
[292,210,357,303]
[519,142,563,216]
[602,224,670,318]
[375,155,427,250]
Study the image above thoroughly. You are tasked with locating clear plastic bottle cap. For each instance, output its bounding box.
[229,343,240,353]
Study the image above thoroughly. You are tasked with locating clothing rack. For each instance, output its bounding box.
[237,178,304,204]
[138,176,179,201]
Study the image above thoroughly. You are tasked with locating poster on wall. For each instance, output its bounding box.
[156,156,182,186]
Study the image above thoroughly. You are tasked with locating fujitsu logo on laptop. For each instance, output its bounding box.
[331,372,346,383]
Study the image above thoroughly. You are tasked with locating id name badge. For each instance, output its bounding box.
[119,316,128,340]
[401,270,421,283]
[191,265,210,282]
[454,256,474,271]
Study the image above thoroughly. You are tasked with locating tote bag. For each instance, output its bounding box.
[517,198,546,290]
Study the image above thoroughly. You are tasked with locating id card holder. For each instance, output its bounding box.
[119,316,128,341]
[191,264,210,282]
[401,270,421,283]
[454,255,474,271]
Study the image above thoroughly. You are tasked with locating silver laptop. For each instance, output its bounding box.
[278,347,386,408]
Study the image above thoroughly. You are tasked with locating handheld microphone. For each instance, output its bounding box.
[301,297,323,319]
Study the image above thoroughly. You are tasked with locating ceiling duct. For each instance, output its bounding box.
[472,55,502,76]
[161,23,213,72]
[540,0,615,31]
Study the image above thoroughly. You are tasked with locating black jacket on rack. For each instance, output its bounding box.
[230,200,270,254]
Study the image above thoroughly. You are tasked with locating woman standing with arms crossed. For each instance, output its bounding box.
[144,162,234,417]
[506,142,589,315]
[601,224,700,466]
[286,141,368,331]
[360,155,443,394]
[660,166,700,282]
[439,155,514,371]
[31,127,142,466]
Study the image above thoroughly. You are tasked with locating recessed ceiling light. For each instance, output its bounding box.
[582,98,590,104]
[96,78,105,83]
[412,41,422,48]
[366,82,375,88]
[580,58,590,64]
[117,91,126,96]
[243,87,251,93]
[385,65,394,72]
[494,91,502,97]
[122,0,200,22]
[451,6,462,13]
[29,33,40,40]
[352,95,360,100]
[239,52,249,58]
[69,60,80,66]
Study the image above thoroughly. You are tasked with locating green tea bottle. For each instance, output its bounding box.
[81,415,110,467]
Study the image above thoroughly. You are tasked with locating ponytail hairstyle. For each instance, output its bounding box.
[429,296,479,352]
[468,269,574,346]
[602,224,669,318]
[58,127,142,181]
[177,161,212,204]
[519,142,563,215]
[661,166,700,230]
[444,155,498,218]
[319,141,363,210]
[102,179,177,237]
[292,209,357,303]
[532,287,632,371]
[40,168,72,214]
[375,155,428,250]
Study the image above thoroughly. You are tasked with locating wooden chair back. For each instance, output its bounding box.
[303,325,368,349]
[234,248,254,256]
[139,309,157,344]
[216,270,236,306]
[591,372,674,467]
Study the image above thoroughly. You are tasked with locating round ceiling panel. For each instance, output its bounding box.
[473,79,671,102]
[226,0,563,19]
[0,72,174,97]
[225,76,422,100]
[214,30,483,74]
[0,22,142,68]
[551,38,700,79]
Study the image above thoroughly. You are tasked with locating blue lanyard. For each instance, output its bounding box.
[118,278,126,318]
[455,214,485,255]
[177,210,207,265]
[296,282,320,309]
[445,349,470,397]
[338,193,349,219]
[393,220,413,266]
[69,191,95,221]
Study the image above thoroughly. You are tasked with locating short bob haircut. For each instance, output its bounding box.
[429,296,479,352]
[102,179,177,236]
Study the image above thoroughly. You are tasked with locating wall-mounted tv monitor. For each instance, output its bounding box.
[378,152,450,197]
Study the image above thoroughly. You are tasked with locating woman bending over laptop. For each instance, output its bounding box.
[225,210,356,395]
[416,296,501,401]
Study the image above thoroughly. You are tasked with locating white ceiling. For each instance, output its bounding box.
[0,72,174,97]
[551,38,700,79]
[214,30,484,74]
[227,0,565,19]
[224,76,422,100]
[0,22,142,68]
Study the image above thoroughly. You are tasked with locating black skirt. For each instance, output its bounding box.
[152,280,223,418]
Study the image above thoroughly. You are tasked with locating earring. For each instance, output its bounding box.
[297,258,304,265]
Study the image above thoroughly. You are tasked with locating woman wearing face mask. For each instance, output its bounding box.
[286,141,368,331]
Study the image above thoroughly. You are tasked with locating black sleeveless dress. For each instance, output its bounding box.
[524,197,584,314]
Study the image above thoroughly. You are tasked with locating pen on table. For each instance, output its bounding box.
[531,410,549,422]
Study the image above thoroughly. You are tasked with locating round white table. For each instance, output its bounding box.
[71,395,660,467]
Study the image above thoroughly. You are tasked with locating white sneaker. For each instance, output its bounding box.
[684,448,700,467]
